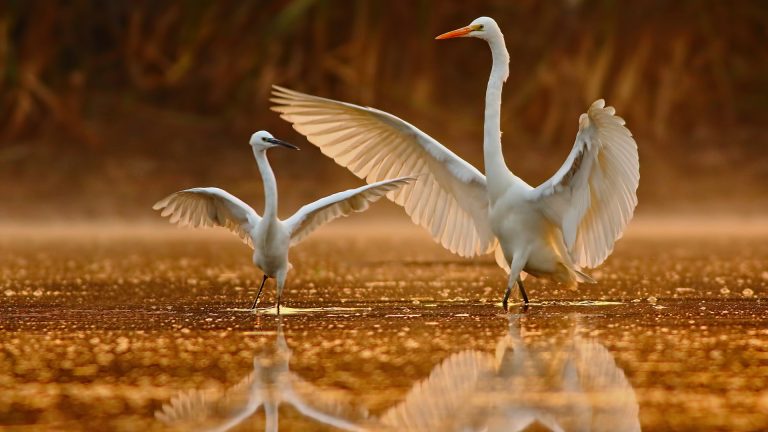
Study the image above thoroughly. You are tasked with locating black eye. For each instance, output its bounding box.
[262,137,267,142]
[477,25,484,30]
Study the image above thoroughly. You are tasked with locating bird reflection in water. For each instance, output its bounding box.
[156,314,640,432]
[155,318,368,432]
[377,314,641,432]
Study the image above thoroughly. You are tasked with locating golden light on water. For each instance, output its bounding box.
[1,1,767,430]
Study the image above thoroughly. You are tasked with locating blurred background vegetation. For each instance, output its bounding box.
[1,0,767,220]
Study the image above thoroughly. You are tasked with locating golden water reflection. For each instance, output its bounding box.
[379,315,640,432]
[157,315,639,432]
[156,318,367,431]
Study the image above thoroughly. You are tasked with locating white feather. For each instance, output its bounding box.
[152,187,260,249]
[271,86,497,258]
[285,177,415,247]
[532,100,640,268]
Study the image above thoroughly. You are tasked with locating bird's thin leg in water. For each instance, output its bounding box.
[502,272,518,310]
[251,275,268,309]
[275,272,286,315]
[502,283,513,310]
[503,256,529,310]
[517,277,529,304]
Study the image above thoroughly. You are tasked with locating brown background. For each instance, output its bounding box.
[1,0,767,221]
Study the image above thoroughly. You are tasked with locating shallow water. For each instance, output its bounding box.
[0,222,766,431]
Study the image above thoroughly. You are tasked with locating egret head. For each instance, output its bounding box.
[249,130,300,152]
[435,16,501,42]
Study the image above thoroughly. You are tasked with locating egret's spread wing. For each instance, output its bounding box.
[531,100,639,268]
[379,351,495,430]
[155,373,263,432]
[153,187,261,249]
[284,374,370,431]
[285,177,413,247]
[570,339,641,432]
[272,86,496,258]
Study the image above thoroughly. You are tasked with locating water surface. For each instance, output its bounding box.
[0,222,766,431]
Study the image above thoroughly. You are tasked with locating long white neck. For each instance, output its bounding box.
[483,32,512,190]
[254,150,278,221]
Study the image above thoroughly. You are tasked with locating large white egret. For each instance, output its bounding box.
[153,130,413,313]
[271,16,639,308]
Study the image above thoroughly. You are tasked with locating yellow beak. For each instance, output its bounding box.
[435,25,475,40]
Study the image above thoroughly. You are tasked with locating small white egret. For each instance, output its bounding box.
[271,16,639,308]
[153,130,413,313]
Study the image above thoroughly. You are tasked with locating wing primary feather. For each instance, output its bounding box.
[271,86,497,259]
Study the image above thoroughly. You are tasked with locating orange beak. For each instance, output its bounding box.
[435,26,474,40]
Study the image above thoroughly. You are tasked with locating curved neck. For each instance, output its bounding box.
[483,34,511,183]
[254,150,278,221]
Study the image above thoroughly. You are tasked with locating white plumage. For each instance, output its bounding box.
[271,86,496,259]
[154,187,260,249]
[533,100,639,268]
[272,16,639,307]
[153,130,413,312]
[285,179,409,247]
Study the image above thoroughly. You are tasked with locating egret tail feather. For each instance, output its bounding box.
[575,269,596,284]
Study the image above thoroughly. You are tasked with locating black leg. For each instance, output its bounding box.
[276,296,281,315]
[502,284,513,310]
[250,275,268,309]
[518,277,529,304]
